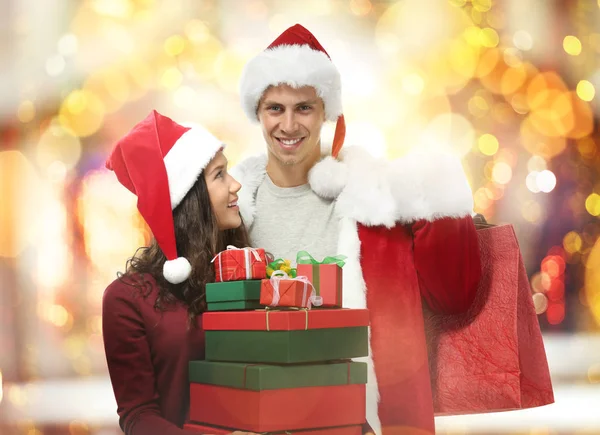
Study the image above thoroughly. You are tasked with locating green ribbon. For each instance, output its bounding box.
[295,251,347,267]
[296,251,346,299]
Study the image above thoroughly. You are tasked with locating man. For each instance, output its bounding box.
[232,24,481,435]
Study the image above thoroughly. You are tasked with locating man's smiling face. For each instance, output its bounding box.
[257,84,326,167]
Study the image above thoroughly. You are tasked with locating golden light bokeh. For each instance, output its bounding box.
[561,91,594,139]
[421,112,475,156]
[17,100,36,123]
[164,34,186,57]
[533,292,549,314]
[492,161,512,185]
[589,363,600,384]
[37,119,82,171]
[513,30,533,51]
[522,199,543,223]
[376,0,472,60]
[124,57,155,98]
[189,33,223,80]
[468,94,490,118]
[401,72,425,95]
[480,27,499,47]
[585,193,600,216]
[102,68,132,104]
[0,151,42,258]
[527,155,547,172]
[214,51,248,93]
[576,80,596,101]
[59,89,106,137]
[478,133,499,156]
[563,35,582,56]
[160,66,184,90]
[474,47,500,78]
[577,137,597,159]
[563,231,583,254]
[472,0,492,12]
[350,0,373,16]
[501,63,528,95]
[520,117,567,159]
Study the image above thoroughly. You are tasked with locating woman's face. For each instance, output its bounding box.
[204,150,242,230]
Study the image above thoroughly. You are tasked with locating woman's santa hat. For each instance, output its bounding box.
[105,110,224,284]
[239,24,346,157]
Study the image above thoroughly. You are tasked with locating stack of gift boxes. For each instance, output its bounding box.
[184,247,369,435]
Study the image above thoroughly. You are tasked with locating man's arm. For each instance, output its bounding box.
[412,215,481,314]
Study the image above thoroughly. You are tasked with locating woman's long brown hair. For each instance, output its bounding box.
[118,174,249,324]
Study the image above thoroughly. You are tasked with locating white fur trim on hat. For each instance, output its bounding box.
[163,127,225,209]
[163,257,192,284]
[240,44,342,123]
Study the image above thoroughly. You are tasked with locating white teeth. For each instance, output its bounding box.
[280,138,301,145]
[228,201,238,207]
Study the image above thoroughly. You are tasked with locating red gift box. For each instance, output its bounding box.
[203,308,369,331]
[297,264,343,308]
[183,422,363,435]
[189,383,366,432]
[212,246,267,282]
[260,272,318,308]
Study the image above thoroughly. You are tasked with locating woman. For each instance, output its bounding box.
[102,110,253,435]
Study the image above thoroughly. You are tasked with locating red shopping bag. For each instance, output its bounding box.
[425,223,554,415]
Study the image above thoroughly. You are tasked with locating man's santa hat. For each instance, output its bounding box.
[239,24,346,157]
[105,110,224,284]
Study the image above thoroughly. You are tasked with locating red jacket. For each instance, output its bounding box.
[102,276,204,434]
[232,147,481,435]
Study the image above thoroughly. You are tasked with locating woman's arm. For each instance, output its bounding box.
[102,279,196,435]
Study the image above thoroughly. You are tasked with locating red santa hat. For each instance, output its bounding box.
[239,24,346,157]
[105,110,224,284]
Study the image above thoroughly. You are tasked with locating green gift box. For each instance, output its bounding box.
[205,326,368,364]
[206,280,263,311]
[189,360,367,390]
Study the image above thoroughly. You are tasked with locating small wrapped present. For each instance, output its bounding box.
[260,271,322,309]
[211,245,267,282]
[296,251,346,308]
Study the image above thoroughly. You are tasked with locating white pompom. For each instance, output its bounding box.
[308,156,348,199]
[163,257,192,284]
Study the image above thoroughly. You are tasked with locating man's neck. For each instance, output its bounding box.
[266,150,320,188]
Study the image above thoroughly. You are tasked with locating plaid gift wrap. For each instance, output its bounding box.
[212,245,267,282]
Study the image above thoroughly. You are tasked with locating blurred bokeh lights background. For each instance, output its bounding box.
[1,0,600,433]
